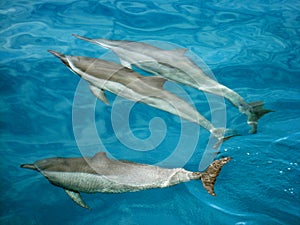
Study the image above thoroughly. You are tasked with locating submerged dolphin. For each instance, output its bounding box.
[48,50,237,146]
[21,152,231,209]
[73,34,272,133]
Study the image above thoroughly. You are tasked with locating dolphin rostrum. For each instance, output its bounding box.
[21,152,231,209]
[48,50,237,146]
[73,34,273,133]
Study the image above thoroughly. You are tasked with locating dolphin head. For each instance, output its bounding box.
[48,50,105,79]
[48,50,84,78]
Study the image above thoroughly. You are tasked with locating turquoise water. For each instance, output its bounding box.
[1,0,300,224]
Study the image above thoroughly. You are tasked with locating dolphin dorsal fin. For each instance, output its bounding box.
[89,84,109,105]
[90,152,113,169]
[140,76,167,89]
[92,152,108,160]
[168,48,187,55]
[64,189,90,209]
[91,152,113,164]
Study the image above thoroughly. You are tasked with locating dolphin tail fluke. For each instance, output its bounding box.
[247,101,273,134]
[20,164,37,170]
[211,128,239,148]
[200,157,231,196]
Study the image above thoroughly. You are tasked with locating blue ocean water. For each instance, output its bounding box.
[1,0,300,224]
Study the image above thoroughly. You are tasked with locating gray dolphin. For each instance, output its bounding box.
[48,50,237,147]
[21,152,231,209]
[73,34,273,133]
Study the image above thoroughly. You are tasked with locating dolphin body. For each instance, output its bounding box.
[73,34,272,133]
[49,50,236,146]
[21,152,231,209]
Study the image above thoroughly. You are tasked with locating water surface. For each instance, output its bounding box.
[1,1,299,224]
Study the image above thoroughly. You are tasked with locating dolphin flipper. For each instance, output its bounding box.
[89,84,109,105]
[120,58,132,69]
[64,189,90,209]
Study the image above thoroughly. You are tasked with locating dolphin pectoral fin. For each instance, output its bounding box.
[140,76,167,89]
[247,101,274,134]
[120,58,132,69]
[64,189,91,209]
[89,84,109,105]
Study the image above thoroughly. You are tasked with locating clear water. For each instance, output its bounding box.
[1,1,300,224]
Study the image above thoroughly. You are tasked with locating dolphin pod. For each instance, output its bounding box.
[20,35,271,209]
[48,50,237,147]
[73,34,273,134]
[21,152,231,209]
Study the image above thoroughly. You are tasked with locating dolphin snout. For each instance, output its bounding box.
[72,34,93,43]
[48,50,69,66]
[48,50,64,58]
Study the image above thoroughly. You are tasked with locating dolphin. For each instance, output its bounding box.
[21,152,231,209]
[48,50,237,147]
[73,34,273,133]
